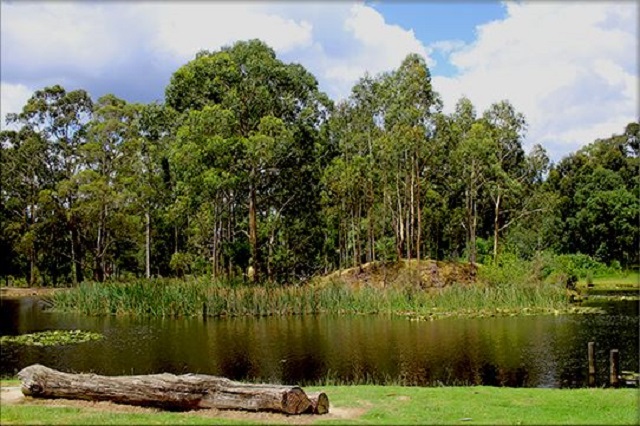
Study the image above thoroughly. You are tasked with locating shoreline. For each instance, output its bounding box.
[0,287,67,299]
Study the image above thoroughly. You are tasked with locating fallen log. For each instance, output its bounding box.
[306,391,330,415]
[18,364,326,415]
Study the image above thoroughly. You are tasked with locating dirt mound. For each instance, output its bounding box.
[0,287,66,299]
[321,259,477,289]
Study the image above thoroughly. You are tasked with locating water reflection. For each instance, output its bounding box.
[1,297,637,388]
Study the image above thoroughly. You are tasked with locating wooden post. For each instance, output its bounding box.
[610,349,620,388]
[588,342,596,387]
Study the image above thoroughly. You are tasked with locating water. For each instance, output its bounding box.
[1,296,637,388]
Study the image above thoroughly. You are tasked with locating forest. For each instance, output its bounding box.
[1,39,638,287]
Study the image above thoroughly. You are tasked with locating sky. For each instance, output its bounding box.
[1,1,637,161]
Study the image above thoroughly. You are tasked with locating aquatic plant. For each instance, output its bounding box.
[0,330,104,346]
[51,272,578,320]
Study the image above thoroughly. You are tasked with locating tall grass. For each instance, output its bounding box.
[52,270,570,319]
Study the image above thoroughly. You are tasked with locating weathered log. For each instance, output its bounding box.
[306,391,330,414]
[18,364,317,414]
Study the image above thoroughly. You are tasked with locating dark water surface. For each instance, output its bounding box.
[1,297,637,388]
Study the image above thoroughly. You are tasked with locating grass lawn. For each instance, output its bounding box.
[577,272,639,292]
[1,385,638,425]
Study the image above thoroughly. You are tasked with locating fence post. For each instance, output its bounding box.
[588,342,596,387]
[610,349,620,388]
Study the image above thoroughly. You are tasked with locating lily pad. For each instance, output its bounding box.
[0,330,103,346]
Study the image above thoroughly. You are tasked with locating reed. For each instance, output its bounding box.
[51,273,571,319]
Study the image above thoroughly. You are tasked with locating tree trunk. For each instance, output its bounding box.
[415,159,421,261]
[94,219,104,282]
[70,222,83,285]
[493,193,501,262]
[470,198,477,265]
[396,177,404,260]
[306,392,330,415]
[18,364,326,415]
[145,209,151,279]
[248,173,259,282]
[174,225,178,255]
[29,247,36,287]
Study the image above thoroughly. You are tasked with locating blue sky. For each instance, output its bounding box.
[1,1,637,160]
[371,1,507,76]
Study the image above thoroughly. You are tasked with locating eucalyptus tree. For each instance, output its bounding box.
[323,54,440,267]
[482,100,527,260]
[434,97,478,261]
[6,85,93,284]
[165,40,331,282]
[453,121,497,265]
[379,54,440,261]
[137,103,178,278]
[0,128,51,284]
[170,105,240,278]
[77,94,141,281]
[322,76,383,269]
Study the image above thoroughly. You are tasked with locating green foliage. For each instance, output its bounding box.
[548,253,619,279]
[375,237,398,262]
[478,252,533,288]
[169,252,192,277]
[546,130,639,266]
[0,39,637,286]
[0,330,103,347]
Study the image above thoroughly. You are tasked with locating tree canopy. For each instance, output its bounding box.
[1,40,637,286]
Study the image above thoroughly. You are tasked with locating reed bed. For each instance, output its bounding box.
[51,276,571,319]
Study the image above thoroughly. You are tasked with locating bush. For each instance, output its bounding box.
[169,252,192,277]
[549,253,613,278]
[478,252,531,288]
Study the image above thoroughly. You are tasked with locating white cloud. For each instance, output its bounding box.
[1,1,634,159]
[343,4,432,71]
[279,3,433,100]
[0,1,432,105]
[139,2,314,63]
[430,40,465,55]
[0,82,32,130]
[432,1,638,160]
[1,2,126,78]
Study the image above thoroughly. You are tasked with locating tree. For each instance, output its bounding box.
[6,85,93,284]
[454,121,497,265]
[546,123,640,265]
[381,54,440,261]
[482,100,527,261]
[0,128,51,284]
[322,54,440,270]
[137,103,178,278]
[170,105,239,278]
[77,94,140,281]
[166,40,331,282]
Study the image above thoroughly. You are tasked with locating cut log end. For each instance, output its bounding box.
[306,391,330,415]
[283,387,313,414]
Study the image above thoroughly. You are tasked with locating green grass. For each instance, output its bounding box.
[49,277,582,320]
[1,386,638,425]
[0,405,249,425]
[577,271,639,292]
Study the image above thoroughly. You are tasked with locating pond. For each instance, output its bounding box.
[1,296,637,388]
